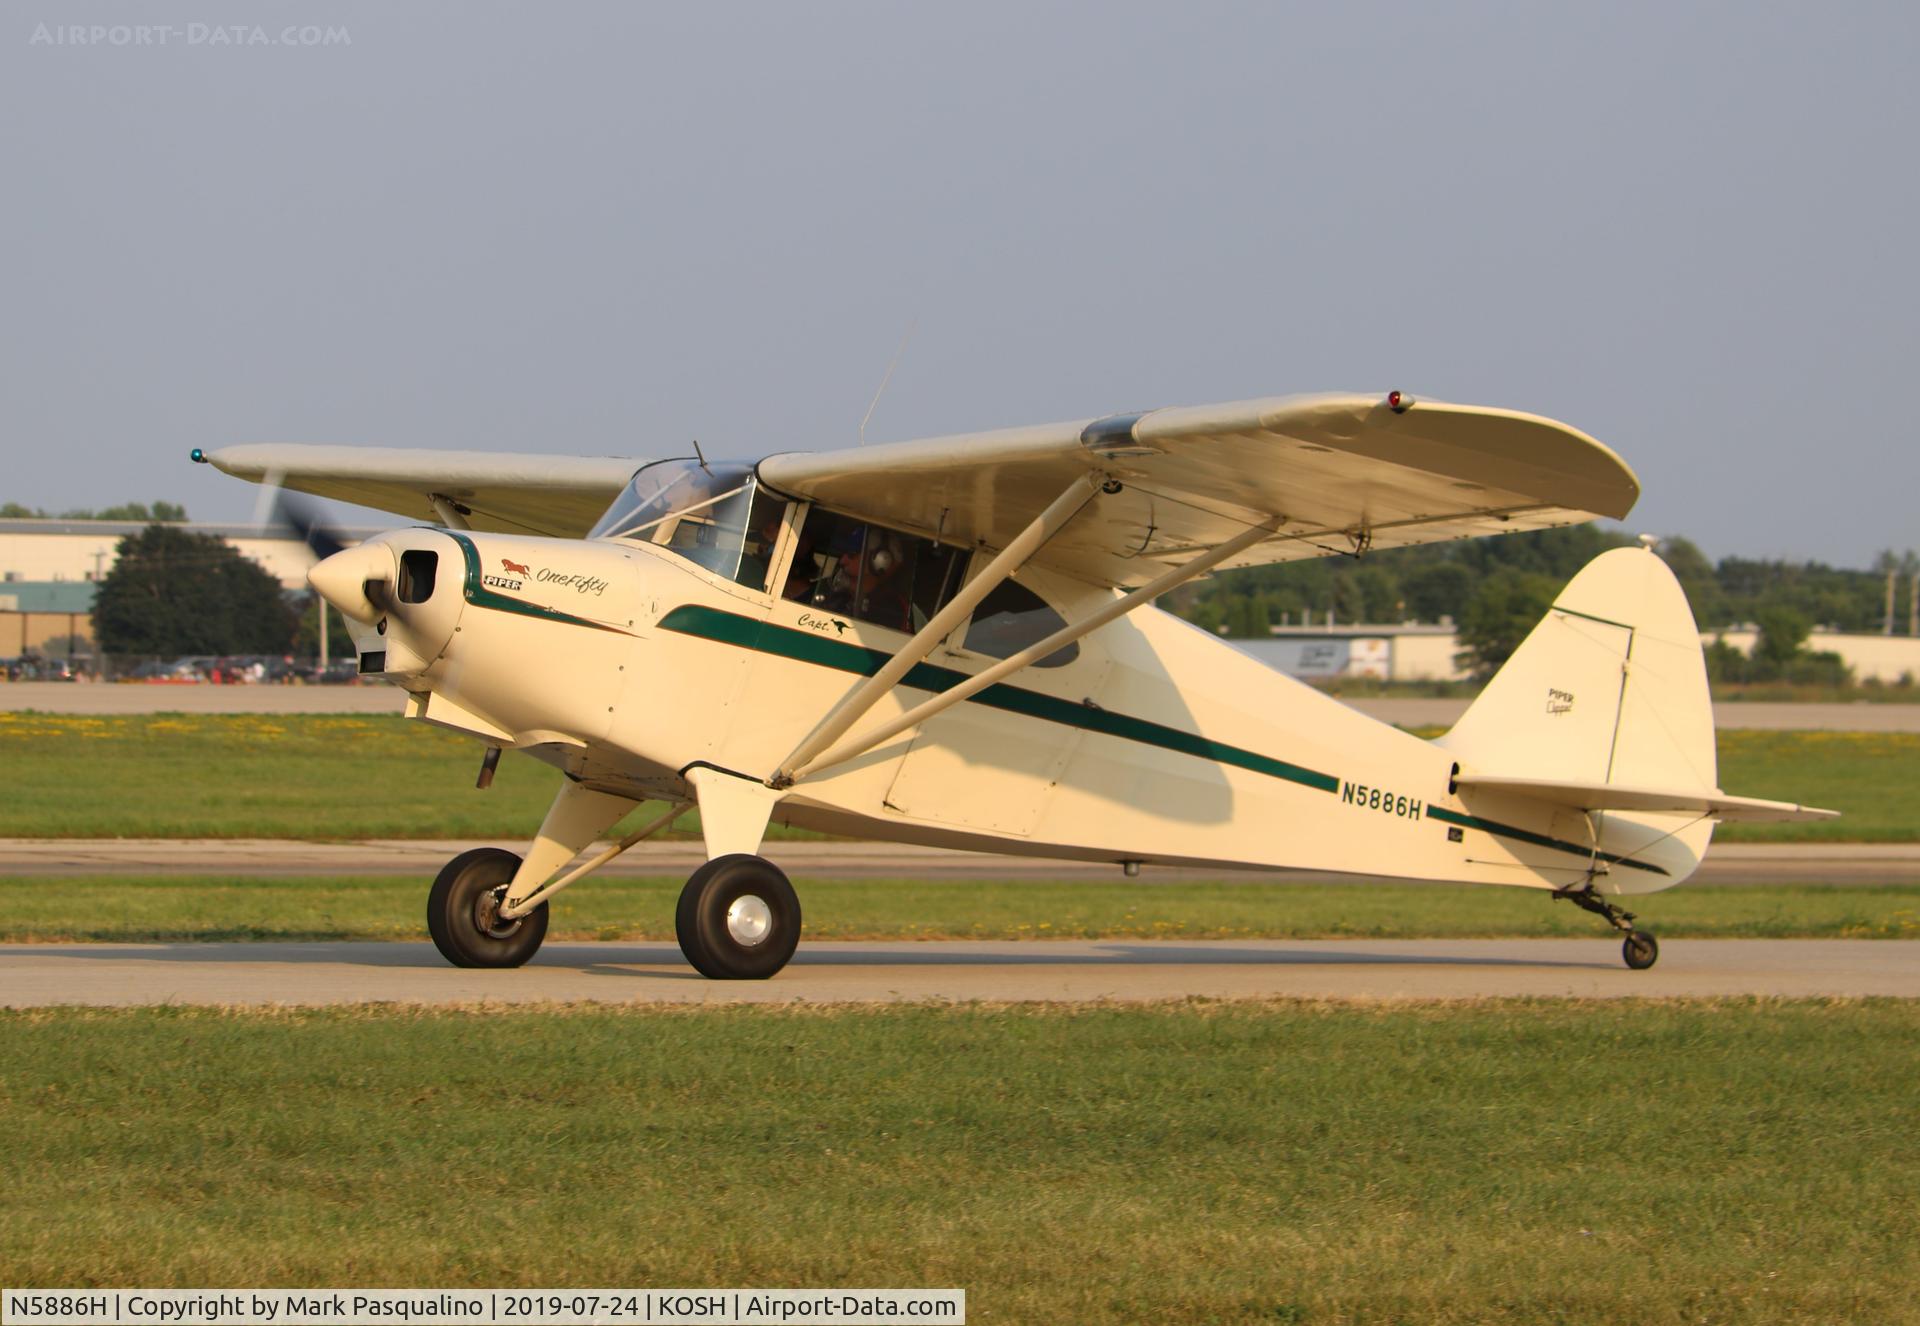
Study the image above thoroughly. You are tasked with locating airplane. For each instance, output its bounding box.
[192,391,1836,979]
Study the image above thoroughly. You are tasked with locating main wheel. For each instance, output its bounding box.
[1622,930,1659,971]
[675,854,801,980]
[426,847,549,969]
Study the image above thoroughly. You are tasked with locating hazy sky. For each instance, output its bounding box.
[4,2,1915,565]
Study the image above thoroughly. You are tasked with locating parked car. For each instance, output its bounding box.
[315,659,363,685]
[126,659,202,682]
[3,655,80,681]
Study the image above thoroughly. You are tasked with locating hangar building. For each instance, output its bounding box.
[0,518,374,660]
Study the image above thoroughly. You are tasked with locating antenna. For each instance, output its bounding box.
[859,323,916,446]
[691,438,709,472]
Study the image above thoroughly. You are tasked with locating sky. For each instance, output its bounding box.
[3,1,1916,566]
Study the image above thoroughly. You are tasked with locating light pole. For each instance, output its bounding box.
[1877,550,1898,635]
[1904,551,1919,638]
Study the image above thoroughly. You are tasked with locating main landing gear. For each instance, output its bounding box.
[1554,884,1659,971]
[675,854,803,980]
[426,770,803,978]
[425,846,804,979]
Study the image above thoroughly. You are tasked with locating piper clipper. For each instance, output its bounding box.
[195,391,1834,978]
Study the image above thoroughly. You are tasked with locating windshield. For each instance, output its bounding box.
[590,459,759,579]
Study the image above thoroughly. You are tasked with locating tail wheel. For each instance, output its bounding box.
[1622,931,1659,971]
[427,847,549,969]
[676,854,801,980]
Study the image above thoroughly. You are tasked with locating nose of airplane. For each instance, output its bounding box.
[308,542,397,624]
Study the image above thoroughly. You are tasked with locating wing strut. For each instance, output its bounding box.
[428,494,472,530]
[782,514,1282,786]
[768,474,1102,788]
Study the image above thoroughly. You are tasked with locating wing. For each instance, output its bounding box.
[197,443,643,538]
[757,392,1640,588]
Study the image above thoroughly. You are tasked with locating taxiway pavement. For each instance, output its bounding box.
[5,838,1916,883]
[1,938,1912,1005]
[7,682,1920,730]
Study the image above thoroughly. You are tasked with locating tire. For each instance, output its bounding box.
[426,847,549,969]
[1622,930,1659,971]
[675,854,802,980]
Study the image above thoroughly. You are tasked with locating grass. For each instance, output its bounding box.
[3,875,1918,943]
[1,999,1915,1322]
[0,711,737,842]
[1714,729,1916,841]
[0,713,1910,841]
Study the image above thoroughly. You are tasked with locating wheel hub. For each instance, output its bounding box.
[726,894,772,947]
[475,885,523,940]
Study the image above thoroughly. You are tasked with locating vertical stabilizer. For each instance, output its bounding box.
[1437,547,1717,887]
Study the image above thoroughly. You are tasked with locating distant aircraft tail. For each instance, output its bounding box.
[1435,546,1722,889]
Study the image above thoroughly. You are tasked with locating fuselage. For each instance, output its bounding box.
[342,515,1703,896]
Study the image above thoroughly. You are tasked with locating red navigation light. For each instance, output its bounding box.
[1386,391,1413,414]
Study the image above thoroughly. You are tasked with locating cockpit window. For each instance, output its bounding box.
[962,578,1078,668]
[590,459,766,582]
[783,506,967,634]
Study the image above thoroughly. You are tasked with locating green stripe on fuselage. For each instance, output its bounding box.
[1425,804,1668,876]
[658,602,1668,878]
[656,603,1341,794]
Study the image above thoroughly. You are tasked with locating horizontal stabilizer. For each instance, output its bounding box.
[1455,774,1840,824]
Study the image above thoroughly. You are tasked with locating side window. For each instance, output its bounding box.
[731,489,790,592]
[963,579,1078,668]
[783,507,966,634]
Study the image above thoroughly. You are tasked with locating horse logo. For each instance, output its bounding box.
[501,559,532,577]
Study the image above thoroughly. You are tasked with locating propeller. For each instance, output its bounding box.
[252,476,395,626]
[274,489,352,562]
[246,467,353,561]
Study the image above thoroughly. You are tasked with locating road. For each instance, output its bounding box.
[1,938,1912,1005]
[7,838,1919,883]
[6,681,1920,730]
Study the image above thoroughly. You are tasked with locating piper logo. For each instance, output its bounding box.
[483,557,528,591]
[1546,687,1575,715]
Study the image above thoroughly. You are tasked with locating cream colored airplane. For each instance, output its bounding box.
[195,391,1834,978]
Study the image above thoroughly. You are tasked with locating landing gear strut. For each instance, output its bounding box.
[1554,884,1658,970]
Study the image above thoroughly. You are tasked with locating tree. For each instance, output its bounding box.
[1703,636,1748,684]
[1656,536,1729,627]
[64,501,189,522]
[1223,596,1270,638]
[1,500,188,521]
[293,596,351,659]
[92,525,296,657]
[1751,606,1812,674]
[1401,562,1473,622]
[1456,570,1559,678]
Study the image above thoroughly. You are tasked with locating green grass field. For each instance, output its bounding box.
[2,875,1916,943]
[3,1000,1914,1323]
[0,713,1909,841]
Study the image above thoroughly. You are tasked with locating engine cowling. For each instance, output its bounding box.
[308,530,464,680]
